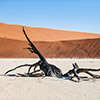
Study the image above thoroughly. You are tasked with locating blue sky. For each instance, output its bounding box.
[0,0,100,34]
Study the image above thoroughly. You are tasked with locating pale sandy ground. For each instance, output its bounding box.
[0,59,100,100]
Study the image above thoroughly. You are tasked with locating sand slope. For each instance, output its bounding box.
[0,23,100,41]
[0,23,100,58]
[0,37,100,58]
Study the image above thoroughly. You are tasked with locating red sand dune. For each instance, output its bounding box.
[0,23,100,58]
[0,37,100,58]
[0,23,100,41]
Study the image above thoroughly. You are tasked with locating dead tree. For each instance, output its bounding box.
[4,28,100,81]
[5,27,63,77]
[63,63,100,80]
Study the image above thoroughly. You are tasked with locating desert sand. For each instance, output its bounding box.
[0,37,100,58]
[0,23,100,41]
[0,23,100,100]
[0,59,100,100]
[0,23,100,58]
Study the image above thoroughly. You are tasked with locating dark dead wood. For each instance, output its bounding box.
[4,27,100,82]
[4,60,41,75]
[5,27,62,77]
[63,63,100,80]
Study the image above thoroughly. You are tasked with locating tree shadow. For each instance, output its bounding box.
[1,74,99,83]
[57,76,79,82]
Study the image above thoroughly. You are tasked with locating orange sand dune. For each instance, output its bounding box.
[0,37,100,58]
[0,23,100,41]
[0,22,100,58]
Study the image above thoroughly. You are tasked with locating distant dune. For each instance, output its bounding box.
[0,37,100,58]
[0,23,100,58]
[0,23,100,41]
